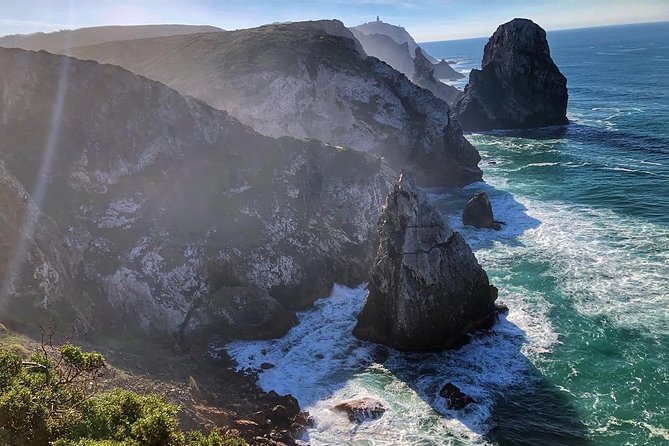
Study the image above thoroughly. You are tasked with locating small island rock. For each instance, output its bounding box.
[353,172,498,351]
[462,192,502,230]
[455,18,568,130]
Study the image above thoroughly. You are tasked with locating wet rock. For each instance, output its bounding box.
[333,398,387,423]
[462,192,503,230]
[353,172,499,351]
[455,18,568,130]
[439,382,475,410]
[260,362,275,370]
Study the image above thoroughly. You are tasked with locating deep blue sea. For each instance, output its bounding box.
[226,22,669,445]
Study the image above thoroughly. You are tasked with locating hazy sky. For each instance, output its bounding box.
[1,0,668,41]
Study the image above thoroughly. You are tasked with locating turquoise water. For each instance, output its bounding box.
[226,23,669,445]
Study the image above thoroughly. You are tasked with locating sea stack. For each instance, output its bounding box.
[454,18,568,130]
[353,171,498,351]
[462,192,502,230]
[413,47,462,105]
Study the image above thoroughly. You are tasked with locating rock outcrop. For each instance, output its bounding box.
[0,47,394,341]
[353,172,498,351]
[433,59,464,81]
[66,21,482,186]
[333,398,387,423]
[462,192,502,230]
[350,20,462,81]
[439,382,475,410]
[454,18,568,130]
[413,47,462,105]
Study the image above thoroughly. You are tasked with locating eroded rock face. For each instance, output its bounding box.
[462,192,502,230]
[67,21,482,187]
[353,172,498,351]
[413,47,462,105]
[0,47,394,341]
[454,18,568,130]
[333,398,386,423]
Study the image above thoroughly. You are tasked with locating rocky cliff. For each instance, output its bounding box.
[454,18,568,130]
[350,20,462,81]
[0,47,394,342]
[413,47,462,105]
[66,21,482,186]
[353,172,498,351]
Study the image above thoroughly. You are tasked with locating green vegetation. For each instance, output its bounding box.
[0,342,246,446]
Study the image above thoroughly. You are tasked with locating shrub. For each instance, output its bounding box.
[0,343,247,446]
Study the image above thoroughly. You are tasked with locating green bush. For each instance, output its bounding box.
[0,345,246,446]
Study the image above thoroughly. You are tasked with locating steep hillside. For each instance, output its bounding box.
[0,24,223,53]
[69,21,482,186]
[0,47,393,342]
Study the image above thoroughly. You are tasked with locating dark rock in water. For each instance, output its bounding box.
[433,59,464,81]
[353,172,498,351]
[462,192,503,230]
[333,398,387,423]
[440,382,475,410]
[454,18,568,130]
[413,47,462,105]
[260,362,275,370]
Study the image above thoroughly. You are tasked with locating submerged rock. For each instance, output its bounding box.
[462,192,502,230]
[333,398,387,423]
[455,18,568,130]
[353,172,498,351]
[440,382,475,410]
[413,47,462,105]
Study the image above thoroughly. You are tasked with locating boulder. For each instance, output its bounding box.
[413,47,462,105]
[439,382,475,410]
[353,172,498,351]
[333,398,387,423]
[454,18,568,130]
[462,192,502,230]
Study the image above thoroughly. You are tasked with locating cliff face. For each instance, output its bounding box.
[353,172,498,351]
[67,21,482,187]
[0,48,393,340]
[350,20,462,81]
[413,47,462,105]
[454,18,568,130]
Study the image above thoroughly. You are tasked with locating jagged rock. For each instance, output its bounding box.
[462,192,502,230]
[185,287,297,341]
[353,172,498,351]
[455,18,568,130]
[333,398,387,423]
[433,59,464,81]
[439,382,475,410]
[413,47,462,105]
[66,21,483,187]
[0,47,394,341]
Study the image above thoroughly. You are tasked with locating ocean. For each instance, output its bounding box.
[225,22,669,445]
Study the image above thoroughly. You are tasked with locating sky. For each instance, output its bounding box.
[1,0,668,42]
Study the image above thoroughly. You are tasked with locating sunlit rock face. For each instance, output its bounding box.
[68,21,482,187]
[0,48,394,340]
[353,172,498,351]
[454,18,568,130]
